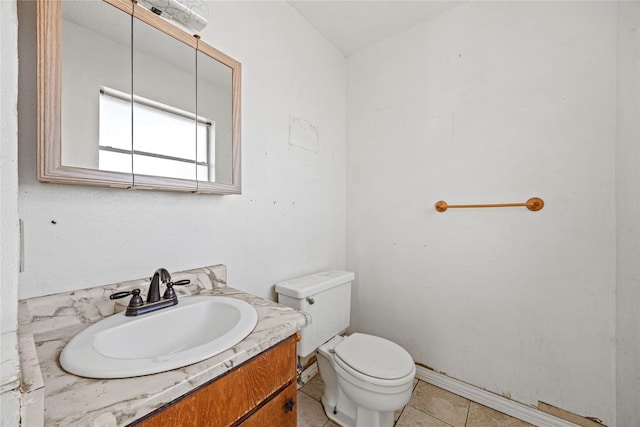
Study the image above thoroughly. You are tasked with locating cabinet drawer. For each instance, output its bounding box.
[240,382,297,427]
[136,335,297,427]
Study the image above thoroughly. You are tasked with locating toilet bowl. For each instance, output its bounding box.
[316,334,416,427]
[274,271,416,427]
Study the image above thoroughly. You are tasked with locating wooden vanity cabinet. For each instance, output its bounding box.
[135,335,298,427]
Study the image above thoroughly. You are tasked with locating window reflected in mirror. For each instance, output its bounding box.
[98,88,212,180]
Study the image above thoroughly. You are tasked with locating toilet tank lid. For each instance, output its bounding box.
[275,270,355,298]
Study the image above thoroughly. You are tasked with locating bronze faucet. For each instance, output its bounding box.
[147,268,172,303]
[110,268,190,316]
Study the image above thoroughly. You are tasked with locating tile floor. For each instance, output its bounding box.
[297,375,535,427]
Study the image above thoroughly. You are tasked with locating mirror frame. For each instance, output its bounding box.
[37,0,242,194]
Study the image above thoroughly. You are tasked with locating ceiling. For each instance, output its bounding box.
[287,1,468,57]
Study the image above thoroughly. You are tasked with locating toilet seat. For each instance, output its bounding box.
[333,333,415,386]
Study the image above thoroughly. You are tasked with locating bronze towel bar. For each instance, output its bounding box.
[435,197,544,212]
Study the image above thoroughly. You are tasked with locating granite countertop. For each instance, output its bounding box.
[18,265,309,427]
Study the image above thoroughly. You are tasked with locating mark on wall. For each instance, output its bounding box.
[424,112,455,157]
[289,116,319,153]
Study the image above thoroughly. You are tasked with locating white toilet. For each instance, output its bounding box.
[275,271,415,427]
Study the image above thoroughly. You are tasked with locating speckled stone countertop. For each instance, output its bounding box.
[18,265,309,427]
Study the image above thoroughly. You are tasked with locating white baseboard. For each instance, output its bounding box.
[415,366,581,427]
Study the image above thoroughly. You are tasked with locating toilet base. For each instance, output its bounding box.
[321,392,395,427]
[355,407,395,427]
[321,393,355,427]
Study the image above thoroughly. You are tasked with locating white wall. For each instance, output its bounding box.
[346,2,617,424]
[17,1,346,301]
[616,2,640,425]
[1,0,22,425]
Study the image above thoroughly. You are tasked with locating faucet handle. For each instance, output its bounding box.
[162,280,191,299]
[110,288,144,308]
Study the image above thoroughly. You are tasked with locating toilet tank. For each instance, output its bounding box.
[275,271,354,357]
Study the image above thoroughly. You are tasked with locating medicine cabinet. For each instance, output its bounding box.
[37,0,241,194]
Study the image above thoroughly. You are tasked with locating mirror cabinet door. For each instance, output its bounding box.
[196,42,241,192]
[62,0,133,174]
[39,0,134,186]
[196,49,233,185]
[131,6,198,191]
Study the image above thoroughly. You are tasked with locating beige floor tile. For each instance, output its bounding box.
[297,390,329,427]
[408,382,470,427]
[301,375,325,402]
[396,405,454,427]
[466,402,535,427]
[322,420,341,427]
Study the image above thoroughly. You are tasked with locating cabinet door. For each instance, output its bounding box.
[135,335,296,427]
[130,4,197,191]
[240,382,297,427]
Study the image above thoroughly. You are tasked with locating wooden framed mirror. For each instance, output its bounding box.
[37,0,242,194]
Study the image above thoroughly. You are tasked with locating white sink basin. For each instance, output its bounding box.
[60,296,258,378]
